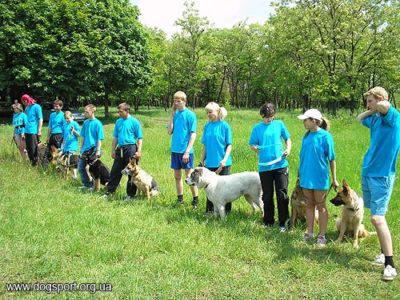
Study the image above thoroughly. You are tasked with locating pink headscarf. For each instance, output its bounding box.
[21,94,36,105]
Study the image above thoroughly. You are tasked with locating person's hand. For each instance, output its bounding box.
[134,151,141,160]
[96,150,101,158]
[219,159,226,168]
[182,151,189,163]
[38,131,42,138]
[250,145,259,153]
[21,134,25,139]
[111,151,116,159]
[283,149,290,157]
[332,179,339,190]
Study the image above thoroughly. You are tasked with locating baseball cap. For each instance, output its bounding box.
[297,109,322,121]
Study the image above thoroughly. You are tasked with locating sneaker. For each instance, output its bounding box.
[175,199,184,206]
[303,232,314,242]
[316,235,327,247]
[123,195,133,202]
[279,226,287,233]
[382,265,397,281]
[371,253,385,266]
[100,193,110,200]
[191,199,198,209]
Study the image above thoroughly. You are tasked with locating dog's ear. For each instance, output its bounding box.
[342,179,350,196]
[197,167,203,176]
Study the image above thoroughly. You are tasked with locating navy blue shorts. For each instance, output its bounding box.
[171,152,194,170]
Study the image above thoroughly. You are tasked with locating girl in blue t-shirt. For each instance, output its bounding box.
[297,109,339,246]
[12,103,28,160]
[201,102,232,214]
[249,103,291,231]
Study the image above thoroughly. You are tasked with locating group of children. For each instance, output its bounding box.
[11,87,398,281]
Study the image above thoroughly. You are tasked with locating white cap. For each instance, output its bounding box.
[297,109,322,121]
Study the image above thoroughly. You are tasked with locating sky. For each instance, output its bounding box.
[131,0,276,37]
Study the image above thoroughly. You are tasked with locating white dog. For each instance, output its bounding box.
[185,167,263,219]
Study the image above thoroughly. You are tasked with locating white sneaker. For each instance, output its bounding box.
[279,226,287,233]
[371,253,385,266]
[382,265,397,281]
[123,195,133,202]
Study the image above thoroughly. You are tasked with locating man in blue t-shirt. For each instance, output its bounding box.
[167,91,198,207]
[21,94,43,166]
[103,103,143,201]
[78,104,104,189]
[357,86,399,281]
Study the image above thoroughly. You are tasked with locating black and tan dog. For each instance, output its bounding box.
[330,179,370,248]
[37,143,60,167]
[121,158,160,200]
[81,148,110,191]
[288,179,319,228]
[56,152,79,179]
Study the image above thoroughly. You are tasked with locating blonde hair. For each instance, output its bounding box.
[12,103,23,112]
[85,104,96,112]
[64,111,72,118]
[173,91,187,102]
[205,101,228,120]
[364,86,388,101]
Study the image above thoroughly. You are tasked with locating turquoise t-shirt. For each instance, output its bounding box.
[80,118,104,153]
[299,129,335,190]
[113,115,143,146]
[201,120,232,168]
[12,112,28,135]
[62,121,81,153]
[171,108,197,154]
[25,103,43,134]
[249,120,290,172]
[362,107,400,177]
[48,111,65,134]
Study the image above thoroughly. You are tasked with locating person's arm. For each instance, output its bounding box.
[330,160,339,189]
[38,119,43,138]
[111,137,117,159]
[220,144,232,167]
[376,100,390,115]
[250,145,259,153]
[283,138,292,157]
[182,132,196,163]
[200,144,206,166]
[167,103,176,135]
[356,110,375,122]
[135,138,143,160]
[96,140,102,156]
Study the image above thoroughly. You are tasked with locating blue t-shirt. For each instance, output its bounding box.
[249,120,290,172]
[12,112,28,135]
[299,129,335,190]
[80,118,104,153]
[171,108,197,154]
[201,120,232,168]
[62,121,81,153]
[362,107,400,177]
[25,103,43,134]
[48,111,65,134]
[113,115,143,146]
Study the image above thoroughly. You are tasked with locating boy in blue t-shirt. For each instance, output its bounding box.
[103,103,143,201]
[357,87,399,281]
[78,104,104,189]
[167,91,198,207]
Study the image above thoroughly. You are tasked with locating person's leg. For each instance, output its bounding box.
[275,167,289,227]
[78,157,93,188]
[14,135,27,159]
[259,171,275,226]
[184,168,198,207]
[174,169,184,201]
[25,134,37,165]
[107,157,124,194]
[125,146,138,198]
[314,190,328,237]
[302,189,316,236]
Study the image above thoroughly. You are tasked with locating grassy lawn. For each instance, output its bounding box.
[1,107,399,299]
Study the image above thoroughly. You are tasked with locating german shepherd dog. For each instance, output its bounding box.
[330,179,370,248]
[56,152,79,179]
[37,143,59,167]
[81,147,110,191]
[121,158,160,200]
[288,178,319,229]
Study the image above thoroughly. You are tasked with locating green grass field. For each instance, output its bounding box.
[1,108,399,299]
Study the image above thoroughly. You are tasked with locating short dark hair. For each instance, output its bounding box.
[260,103,275,118]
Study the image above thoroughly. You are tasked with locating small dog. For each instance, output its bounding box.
[56,152,79,179]
[288,179,319,229]
[81,148,110,191]
[185,167,263,219]
[121,158,160,200]
[330,179,369,248]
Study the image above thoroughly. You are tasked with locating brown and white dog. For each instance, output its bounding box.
[330,179,370,248]
[121,158,160,200]
[185,167,263,219]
